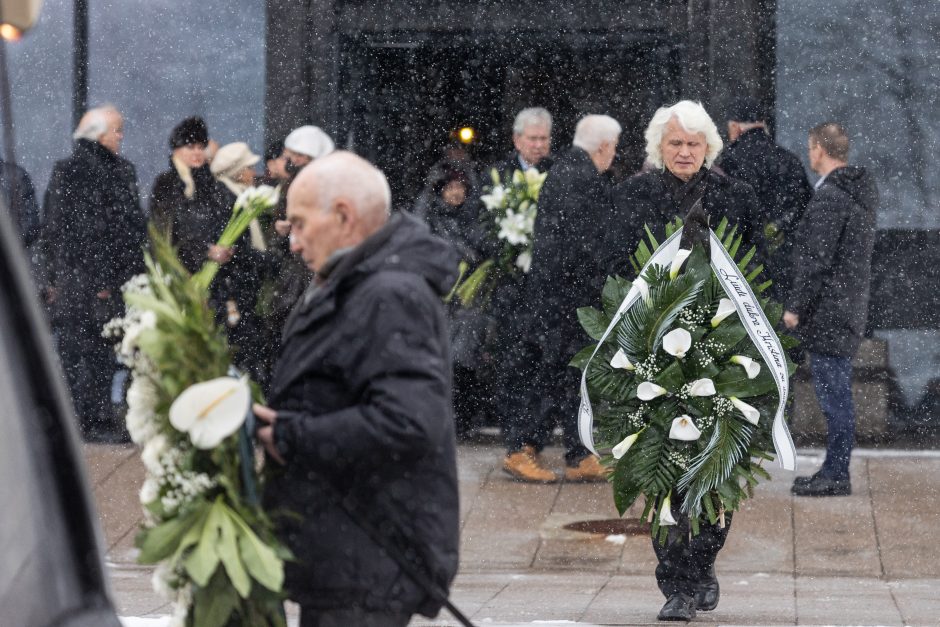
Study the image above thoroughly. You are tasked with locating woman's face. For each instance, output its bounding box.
[174,143,207,169]
[237,165,256,186]
[660,118,707,181]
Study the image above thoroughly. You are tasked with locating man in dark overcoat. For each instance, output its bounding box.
[718,96,812,301]
[612,100,761,622]
[45,105,146,440]
[786,122,878,497]
[253,152,460,627]
[501,114,621,483]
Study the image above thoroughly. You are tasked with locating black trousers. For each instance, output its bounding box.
[652,510,733,598]
[503,339,590,464]
[56,308,117,439]
[299,606,411,627]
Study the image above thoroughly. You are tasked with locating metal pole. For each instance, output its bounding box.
[73,0,88,129]
[0,39,16,165]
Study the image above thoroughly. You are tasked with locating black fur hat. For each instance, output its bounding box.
[169,116,209,149]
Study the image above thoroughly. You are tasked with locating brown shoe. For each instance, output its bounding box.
[503,449,558,483]
[564,455,610,482]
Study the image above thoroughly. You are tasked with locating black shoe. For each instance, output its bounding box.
[658,593,696,622]
[793,471,823,487]
[791,474,851,496]
[694,566,720,611]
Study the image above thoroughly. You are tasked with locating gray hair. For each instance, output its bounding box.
[644,100,723,169]
[72,104,120,142]
[512,107,552,135]
[572,115,622,152]
[310,151,392,220]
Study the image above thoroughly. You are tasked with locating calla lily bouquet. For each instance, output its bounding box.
[572,219,798,543]
[103,193,288,627]
[454,167,547,305]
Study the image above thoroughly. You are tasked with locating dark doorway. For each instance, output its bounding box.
[339,33,680,208]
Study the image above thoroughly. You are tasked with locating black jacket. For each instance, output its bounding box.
[413,196,484,264]
[1,160,41,247]
[612,167,762,272]
[718,128,812,298]
[787,166,878,357]
[44,140,145,315]
[149,163,232,274]
[526,146,613,362]
[487,151,553,184]
[264,212,460,615]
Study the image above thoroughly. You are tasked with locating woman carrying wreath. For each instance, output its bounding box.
[604,101,769,622]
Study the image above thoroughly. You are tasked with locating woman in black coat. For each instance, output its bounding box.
[611,101,760,622]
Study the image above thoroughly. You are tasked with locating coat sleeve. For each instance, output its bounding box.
[273,275,451,471]
[786,190,847,316]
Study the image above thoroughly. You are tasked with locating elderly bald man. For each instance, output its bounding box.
[253,151,461,627]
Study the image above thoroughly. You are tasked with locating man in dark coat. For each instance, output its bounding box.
[786,122,878,498]
[45,105,146,440]
[501,114,621,483]
[718,97,812,301]
[487,106,554,180]
[253,152,460,627]
[612,100,759,622]
[0,159,41,249]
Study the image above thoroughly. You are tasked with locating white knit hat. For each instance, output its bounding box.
[283,125,335,159]
[210,142,260,178]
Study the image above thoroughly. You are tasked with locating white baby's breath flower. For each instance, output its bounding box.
[141,434,168,476]
[139,477,160,505]
[151,563,176,601]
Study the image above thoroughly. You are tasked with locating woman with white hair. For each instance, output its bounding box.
[611,101,760,622]
[613,100,760,263]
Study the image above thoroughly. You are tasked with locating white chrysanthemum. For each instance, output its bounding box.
[169,584,193,627]
[515,250,532,273]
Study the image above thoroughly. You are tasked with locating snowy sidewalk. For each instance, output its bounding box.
[84,443,940,625]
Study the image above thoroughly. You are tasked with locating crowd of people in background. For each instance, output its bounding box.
[0,94,877,624]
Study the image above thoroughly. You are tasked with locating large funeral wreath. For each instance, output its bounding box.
[573,218,798,542]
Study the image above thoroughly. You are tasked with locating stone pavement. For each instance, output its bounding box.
[84,443,940,626]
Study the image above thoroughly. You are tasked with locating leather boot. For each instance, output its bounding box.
[657,593,696,622]
[563,455,610,482]
[503,448,557,483]
[694,566,720,611]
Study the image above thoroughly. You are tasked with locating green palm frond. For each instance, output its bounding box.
[677,416,753,517]
[629,424,681,496]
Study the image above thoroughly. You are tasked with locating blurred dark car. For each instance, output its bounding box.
[0,206,121,625]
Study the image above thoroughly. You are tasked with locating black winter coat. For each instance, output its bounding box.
[526,146,613,362]
[612,168,762,273]
[413,197,484,264]
[149,163,232,273]
[0,159,41,247]
[264,212,460,616]
[718,128,812,298]
[487,151,553,184]
[44,140,145,321]
[787,166,878,357]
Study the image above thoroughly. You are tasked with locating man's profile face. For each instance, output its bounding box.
[660,118,706,181]
[286,185,343,273]
[596,138,619,173]
[807,137,824,174]
[513,123,551,166]
[99,112,124,154]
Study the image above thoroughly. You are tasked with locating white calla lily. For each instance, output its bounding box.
[637,381,668,401]
[711,298,737,327]
[730,355,761,379]
[687,378,716,397]
[169,376,251,449]
[612,432,640,459]
[610,349,635,370]
[730,396,760,425]
[659,493,677,526]
[669,415,702,441]
[662,327,692,358]
[669,248,692,279]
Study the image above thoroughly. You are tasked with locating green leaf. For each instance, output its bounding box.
[218,521,252,599]
[193,568,241,627]
[634,239,652,267]
[714,364,777,398]
[185,501,224,587]
[231,512,285,592]
[569,344,596,370]
[655,361,685,391]
[137,504,209,564]
[577,307,611,341]
[677,417,753,517]
[736,246,756,272]
[714,217,729,239]
[602,276,632,318]
[645,225,660,250]
[746,264,765,283]
[617,271,703,362]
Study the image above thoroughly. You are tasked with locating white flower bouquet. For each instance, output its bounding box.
[104,186,288,627]
[454,168,546,305]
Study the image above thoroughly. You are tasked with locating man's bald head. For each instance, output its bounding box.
[286,151,393,273]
